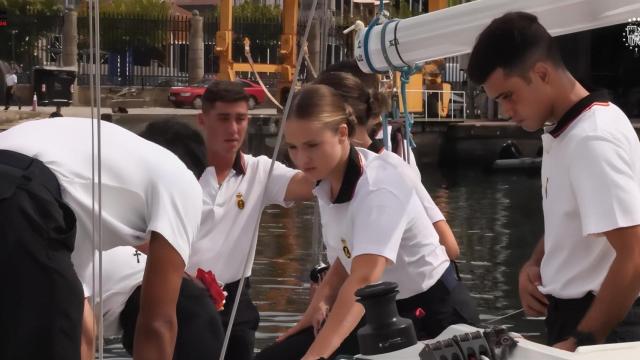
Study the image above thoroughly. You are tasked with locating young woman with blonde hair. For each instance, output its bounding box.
[255,85,478,360]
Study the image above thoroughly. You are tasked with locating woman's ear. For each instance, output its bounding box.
[337,123,349,143]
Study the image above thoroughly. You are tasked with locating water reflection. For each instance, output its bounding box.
[427,169,546,339]
[252,203,316,347]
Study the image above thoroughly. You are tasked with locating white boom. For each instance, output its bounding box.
[354,0,640,73]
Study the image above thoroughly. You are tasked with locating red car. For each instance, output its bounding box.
[168,78,266,109]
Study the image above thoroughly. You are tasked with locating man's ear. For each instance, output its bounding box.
[531,62,552,85]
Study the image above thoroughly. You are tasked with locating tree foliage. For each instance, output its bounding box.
[77,0,170,17]
[208,2,281,22]
[0,0,64,66]
[74,0,172,61]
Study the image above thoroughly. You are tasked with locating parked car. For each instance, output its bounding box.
[168,78,266,109]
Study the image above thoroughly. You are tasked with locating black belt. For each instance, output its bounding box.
[439,262,459,291]
[395,261,472,328]
[547,293,640,308]
[397,262,460,309]
[223,276,251,295]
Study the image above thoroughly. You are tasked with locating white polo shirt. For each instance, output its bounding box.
[186,153,298,284]
[101,246,147,337]
[5,73,17,87]
[539,93,640,299]
[316,147,450,299]
[375,125,421,179]
[0,118,203,296]
[366,141,444,224]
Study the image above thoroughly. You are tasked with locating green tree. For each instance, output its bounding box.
[211,2,281,22]
[76,0,172,62]
[234,2,280,21]
[0,0,65,67]
[77,0,170,17]
[0,0,63,14]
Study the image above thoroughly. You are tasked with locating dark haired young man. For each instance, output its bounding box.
[468,12,640,351]
[192,80,315,359]
[104,120,225,360]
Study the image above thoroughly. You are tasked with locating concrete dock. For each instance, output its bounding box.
[2,108,638,169]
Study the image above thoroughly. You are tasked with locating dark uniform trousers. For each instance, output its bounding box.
[219,277,261,360]
[120,278,226,359]
[546,293,640,345]
[0,150,83,360]
[120,277,259,360]
[4,85,15,110]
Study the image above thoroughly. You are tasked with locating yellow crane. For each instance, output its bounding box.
[214,0,298,102]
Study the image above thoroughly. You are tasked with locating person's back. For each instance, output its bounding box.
[0,117,203,360]
[0,118,200,291]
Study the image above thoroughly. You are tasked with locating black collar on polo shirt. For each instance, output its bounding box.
[367,139,385,154]
[333,146,364,204]
[232,152,247,175]
[549,91,610,138]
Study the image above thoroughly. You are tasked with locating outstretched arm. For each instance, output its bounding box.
[133,231,185,360]
[284,172,316,202]
[303,254,387,360]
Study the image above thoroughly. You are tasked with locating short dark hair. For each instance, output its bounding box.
[139,119,207,179]
[202,80,249,113]
[467,12,564,85]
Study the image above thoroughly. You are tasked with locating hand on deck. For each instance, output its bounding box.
[553,337,577,352]
[276,302,329,342]
[311,303,329,336]
[518,261,548,316]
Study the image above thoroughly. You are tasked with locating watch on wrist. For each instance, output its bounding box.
[571,330,597,347]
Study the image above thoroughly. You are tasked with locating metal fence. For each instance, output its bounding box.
[0,9,287,87]
[443,55,468,90]
[76,13,284,87]
[0,8,65,83]
[222,15,283,88]
[75,13,193,87]
[0,6,463,89]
